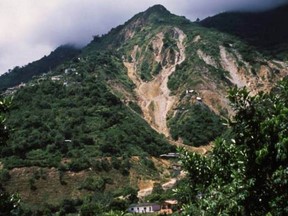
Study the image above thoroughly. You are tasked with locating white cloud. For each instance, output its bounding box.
[0,0,286,74]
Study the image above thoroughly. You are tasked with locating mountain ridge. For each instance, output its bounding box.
[0,4,288,213]
[82,4,190,54]
[0,45,80,90]
[2,4,288,151]
[200,3,288,60]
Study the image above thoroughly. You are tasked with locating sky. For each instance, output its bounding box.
[0,0,287,75]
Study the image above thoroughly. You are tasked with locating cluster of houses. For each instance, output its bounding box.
[2,82,26,96]
[2,67,78,96]
[127,200,179,214]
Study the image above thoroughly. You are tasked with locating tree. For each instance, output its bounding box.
[0,97,11,150]
[0,185,21,216]
[0,97,22,215]
[176,79,288,215]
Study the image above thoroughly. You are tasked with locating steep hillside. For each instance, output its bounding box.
[124,27,186,137]
[1,4,288,213]
[2,4,288,165]
[3,53,173,164]
[0,45,80,90]
[93,4,288,146]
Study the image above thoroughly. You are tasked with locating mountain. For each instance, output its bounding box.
[0,4,288,214]
[200,3,288,60]
[0,45,81,90]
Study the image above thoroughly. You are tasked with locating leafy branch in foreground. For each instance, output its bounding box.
[0,97,23,215]
[175,79,288,215]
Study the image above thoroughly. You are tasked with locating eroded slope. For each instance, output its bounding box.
[125,27,186,137]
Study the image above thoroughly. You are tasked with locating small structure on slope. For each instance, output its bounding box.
[127,203,161,213]
[160,152,180,158]
[160,200,179,214]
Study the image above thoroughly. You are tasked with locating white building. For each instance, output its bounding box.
[127,203,161,213]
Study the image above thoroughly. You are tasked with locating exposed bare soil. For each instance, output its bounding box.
[220,45,246,87]
[125,28,219,155]
[125,28,186,137]
[197,49,218,68]
[5,157,174,205]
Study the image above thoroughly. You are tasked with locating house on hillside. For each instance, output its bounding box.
[186,89,195,94]
[2,82,26,96]
[127,203,161,213]
[160,200,178,214]
[160,152,180,158]
[51,75,62,81]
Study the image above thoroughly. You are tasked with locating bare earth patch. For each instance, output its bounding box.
[125,27,186,137]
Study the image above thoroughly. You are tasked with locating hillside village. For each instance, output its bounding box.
[0,3,288,216]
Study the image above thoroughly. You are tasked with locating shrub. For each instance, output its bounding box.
[169,104,225,146]
[0,169,10,182]
[80,176,106,192]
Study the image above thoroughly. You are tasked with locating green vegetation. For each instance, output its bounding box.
[0,97,22,216]
[0,169,10,182]
[167,23,241,95]
[0,48,173,212]
[1,4,287,215]
[0,7,185,213]
[1,156,166,214]
[200,4,288,60]
[0,187,21,216]
[169,104,225,146]
[0,45,80,90]
[176,79,288,215]
[140,59,153,81]
[136,28,180,81]
[168,59,204,93]
[80,176,106,192]
[0,52,173,169]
